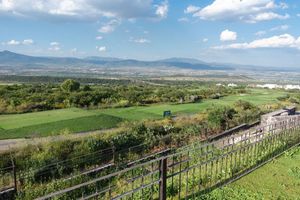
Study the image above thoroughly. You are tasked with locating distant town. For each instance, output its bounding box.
[217,83,300,90]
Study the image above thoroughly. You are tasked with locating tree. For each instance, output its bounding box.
[60,79,80,92]
[0,99,8,113]
[207,106,237,131]
[82,85,92,91]
[234,100,254,111]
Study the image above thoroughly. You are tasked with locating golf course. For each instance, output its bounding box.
[0,88,288,139]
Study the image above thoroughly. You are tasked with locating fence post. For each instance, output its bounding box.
[159,157,167,200]
[112,146,116,164]
[11,157,17,192]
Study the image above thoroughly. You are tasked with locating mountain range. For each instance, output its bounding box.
[0,50,232,71]
[0,50,297,73]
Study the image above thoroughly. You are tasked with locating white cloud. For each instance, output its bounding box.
[255,31,267,36]
[98,19,120,33]
[3,39,34,46]
[49,46,60,51]
[0,0,168,21]
[98,25,114,33]
[184,5,200,14]
[50,42,60,46]
[128,18,136,23]
[203,38,208,42]
[250,12,289,22]
[192,0,289,23]
[22,39,34,45]
[96,36,103,40]
[96,46,107,52]
[133,38,151,44]
[297,14,300,17]
[255,24,289,37]
[178,17,189,22]
[49,41,61,51]
[220,29,237,41]
[270,24,289,31]
[71,48,77,54]
[7,40,20,45]
[279,2,288,9]
[155,1,168,19]
[214,34,300,50]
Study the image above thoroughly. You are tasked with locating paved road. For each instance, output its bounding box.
[0,138,27,151]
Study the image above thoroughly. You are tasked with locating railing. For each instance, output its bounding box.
[0,157,17,200]
[32,116,300,200]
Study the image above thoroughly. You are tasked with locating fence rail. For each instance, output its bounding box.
[28,116,300,200]
[0,157,17,200]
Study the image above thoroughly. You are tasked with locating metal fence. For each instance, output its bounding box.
[31,116,300,200]
[0,157,17,200]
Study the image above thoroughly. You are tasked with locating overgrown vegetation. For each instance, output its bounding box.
[0,79,244,114]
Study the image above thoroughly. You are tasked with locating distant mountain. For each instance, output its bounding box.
[158,57,207,64]
[0,50,84,66]
[0,50,37,63]
[0,50,233,71]
[84,56,123,62]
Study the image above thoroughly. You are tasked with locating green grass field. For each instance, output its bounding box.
[0,89,287,139]
[97,88,286,120]
[0,108,94,130]
[201,146,300,199]
[0,115,123,139]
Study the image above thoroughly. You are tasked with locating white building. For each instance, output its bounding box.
[256,84,300,90]
[228,83,237,87]
[284,85,300,90]
[256,84,282,89]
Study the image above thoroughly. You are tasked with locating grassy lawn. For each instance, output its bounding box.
[199,146,300,199]
[0,89,287,139]
[0,108,94,130]
[0,114,123,139]
[97,88,286,118]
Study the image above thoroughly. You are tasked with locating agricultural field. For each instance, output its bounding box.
[0,88,288,139]
[201,146,300,199]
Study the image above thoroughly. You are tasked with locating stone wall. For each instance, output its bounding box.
[261,106,297,127]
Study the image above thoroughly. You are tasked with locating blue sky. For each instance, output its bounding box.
[0,0,300,67]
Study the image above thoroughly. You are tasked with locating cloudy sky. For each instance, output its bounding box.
[0,0,300,67]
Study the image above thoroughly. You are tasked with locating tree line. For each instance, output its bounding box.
[0,79,245,114]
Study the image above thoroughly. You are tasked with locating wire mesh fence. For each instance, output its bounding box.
[29,116,300,200]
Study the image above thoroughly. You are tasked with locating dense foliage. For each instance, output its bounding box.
[0,79,244,114]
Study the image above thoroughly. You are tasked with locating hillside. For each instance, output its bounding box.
[0,50,232,70]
